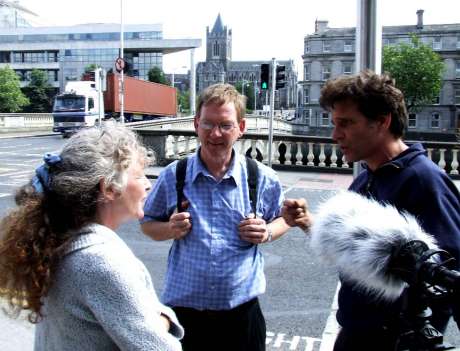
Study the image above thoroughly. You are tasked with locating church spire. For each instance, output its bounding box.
[211,13,224,34]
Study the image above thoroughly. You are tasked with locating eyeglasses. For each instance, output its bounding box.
[199,121,236,133]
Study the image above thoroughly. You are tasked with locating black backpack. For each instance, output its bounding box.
[175,156,259,215]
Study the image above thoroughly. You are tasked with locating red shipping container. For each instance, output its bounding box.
[104,73,177,117]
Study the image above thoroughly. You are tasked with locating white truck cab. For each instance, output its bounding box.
[52,74,104,137]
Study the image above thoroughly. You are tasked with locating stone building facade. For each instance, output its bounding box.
[297,10,460,141]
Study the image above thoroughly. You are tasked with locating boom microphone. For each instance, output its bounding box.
[310,191,439,301]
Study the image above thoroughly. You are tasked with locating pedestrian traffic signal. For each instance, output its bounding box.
[260,63,269,90]
[276,65,286,89]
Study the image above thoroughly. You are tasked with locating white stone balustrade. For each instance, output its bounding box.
[133,116,460,178]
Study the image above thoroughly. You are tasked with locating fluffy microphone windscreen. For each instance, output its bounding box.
[310,191,438,301]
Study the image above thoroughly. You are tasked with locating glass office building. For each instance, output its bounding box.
[0,23,200,91]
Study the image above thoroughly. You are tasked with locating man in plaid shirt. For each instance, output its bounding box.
[141,83,290,351]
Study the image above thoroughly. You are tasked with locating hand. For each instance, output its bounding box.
[238,214,269,244]
[169,201,191,239]
[282,198,313,232]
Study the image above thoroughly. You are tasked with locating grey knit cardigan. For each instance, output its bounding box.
[34,223,184,351]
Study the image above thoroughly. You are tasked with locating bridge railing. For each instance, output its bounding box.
[133,127,460,177]
[0,113,53,132]
[1,113,457,177]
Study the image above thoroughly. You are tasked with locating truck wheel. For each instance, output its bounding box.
[62,133,71,139]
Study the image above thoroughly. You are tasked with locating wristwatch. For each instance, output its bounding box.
[265,227,273,243]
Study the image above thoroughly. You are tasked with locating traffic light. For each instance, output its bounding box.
[275,65,286,89]
[260,63,270,90]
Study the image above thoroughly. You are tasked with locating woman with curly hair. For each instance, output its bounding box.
[0,124,183,350]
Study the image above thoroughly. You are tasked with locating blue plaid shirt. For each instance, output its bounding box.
[142,150,284,310]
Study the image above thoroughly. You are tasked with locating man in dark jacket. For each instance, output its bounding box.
[283,70,460,350]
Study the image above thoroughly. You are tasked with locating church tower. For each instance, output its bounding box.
[206,13,232,68]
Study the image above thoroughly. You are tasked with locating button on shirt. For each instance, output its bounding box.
[142,150,284,310]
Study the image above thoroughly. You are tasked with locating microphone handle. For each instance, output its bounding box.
[421,261,460,292]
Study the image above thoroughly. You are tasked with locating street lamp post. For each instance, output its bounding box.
[119,0,125,124]
[253,81,257,111]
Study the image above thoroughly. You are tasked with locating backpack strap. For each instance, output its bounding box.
[246,157,259,216]
[175,157,188,213]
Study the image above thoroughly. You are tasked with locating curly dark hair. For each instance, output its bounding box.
[319,70,408,138]
[0,124,148,323]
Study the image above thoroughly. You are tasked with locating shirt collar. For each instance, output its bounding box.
[191,148,242,187]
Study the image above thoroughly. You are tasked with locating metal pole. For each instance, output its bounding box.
[190,49,196,115]
[97,68,104,127]
[353,0,381,177]
[267,57,276,167]
[171,71,175,87]
[356,0,381,75]
[119,0,125,124]
[254,82,257,111]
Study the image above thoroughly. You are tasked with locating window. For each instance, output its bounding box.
[322,64,331,80]
[344,40,353,52]
[432,95,440,105]
[47,52,57,62]
[457,36,460,49]
[213,42,220,58]
[13,52,22,62]
[408,113,417,128]
[431,113,440,128]
[303,109,311,125]
[47,70,58,82]
[305,40,310,53]
[323,41,331,53]
[304,63,310,80]
[88,98,94,110]
[321,112,330,126]
[456,61,460,79]
[343,62,353,75]
[303,86,309,104]
[383,38,396,46]
[455,87,460,105]
[432,37,442,50]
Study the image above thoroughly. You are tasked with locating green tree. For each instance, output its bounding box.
[235,81,255,111]
[0,66,29,112]
[148,66,169,85]
[382,35,444,111]
[84,63,100,73]
[177,90,190,115]
[22,69,55,113]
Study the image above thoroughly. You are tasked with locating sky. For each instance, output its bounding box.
[19,0,460,79]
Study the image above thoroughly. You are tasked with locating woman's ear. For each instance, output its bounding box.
[99,179,116,202]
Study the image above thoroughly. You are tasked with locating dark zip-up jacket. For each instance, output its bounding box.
[337,143,460,330]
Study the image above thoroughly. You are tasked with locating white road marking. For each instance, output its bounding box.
[0,144,32,149]
[0,171,32,178]
[319,283,340,351]
[266,332,321,350]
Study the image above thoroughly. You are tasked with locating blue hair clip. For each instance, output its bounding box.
[31,153,62,193]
